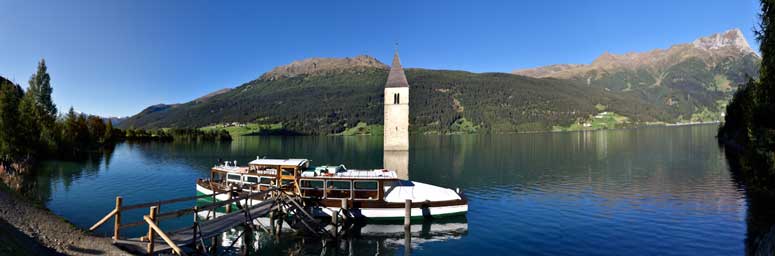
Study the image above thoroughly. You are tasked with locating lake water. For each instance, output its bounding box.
[26,124,775,255]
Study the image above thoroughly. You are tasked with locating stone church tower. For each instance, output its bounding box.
[383,51,409,151]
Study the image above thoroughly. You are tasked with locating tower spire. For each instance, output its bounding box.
[385,47,409,88]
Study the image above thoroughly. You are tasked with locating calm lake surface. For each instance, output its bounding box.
[28,124,774,255]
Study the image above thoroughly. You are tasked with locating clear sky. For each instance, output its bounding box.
[0,0,761,117]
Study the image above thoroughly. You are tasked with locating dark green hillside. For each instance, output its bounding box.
[407,69,667,133]
[567,55,760,121]
[119,68,668,134]
[120,69,387,134]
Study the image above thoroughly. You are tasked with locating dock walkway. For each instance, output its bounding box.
[90,184,346,255]
[89,187,296,255]
[113,199,275,254]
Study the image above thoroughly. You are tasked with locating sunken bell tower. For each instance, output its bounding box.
[383,50,410,151]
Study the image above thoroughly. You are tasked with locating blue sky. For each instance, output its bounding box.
[0,0,761,117]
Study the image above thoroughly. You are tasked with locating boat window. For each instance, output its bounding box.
[300,179,325,198]
[281,179,294,187]
[244,176,259,184]
[326,180,352,199]
[259,177,275,185]
[353,181,379,200]
[354,181,378,190]
[257,177,276,191]
[301,180,325,188]
[281,168,294,176]
[227,174,241,182]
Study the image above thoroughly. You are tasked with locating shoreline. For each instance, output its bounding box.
[0,184,130,255]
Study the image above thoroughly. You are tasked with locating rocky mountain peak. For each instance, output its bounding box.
[260,55,388,80]
[692,28,754,54]
[515,28,760,79]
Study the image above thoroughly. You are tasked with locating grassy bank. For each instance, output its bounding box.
[200,122,294,137]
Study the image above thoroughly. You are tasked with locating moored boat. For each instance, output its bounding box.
[196,157,468,220]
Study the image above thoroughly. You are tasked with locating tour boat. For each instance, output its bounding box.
[196,158,468,220]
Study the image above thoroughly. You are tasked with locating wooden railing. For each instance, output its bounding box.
[88,188,235,238]
[89,185,282,255]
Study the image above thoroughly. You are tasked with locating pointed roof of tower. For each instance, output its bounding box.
[385,51,409,88]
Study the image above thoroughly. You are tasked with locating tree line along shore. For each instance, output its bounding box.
[717,0,775,197]
[0,60,231,174]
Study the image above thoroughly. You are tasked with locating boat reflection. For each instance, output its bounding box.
[216,217,468,255]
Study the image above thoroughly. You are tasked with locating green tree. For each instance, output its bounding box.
[756,0,775,108]
[20,59,59,154]
[718,0,775,196]
[61,107,80,153]
[104,120,114,142]
[0,79,24,160]
[76,114,89,148]
[87,115,106,144]
[27,59,57,118]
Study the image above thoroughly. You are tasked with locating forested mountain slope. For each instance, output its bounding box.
[119,63,667,134]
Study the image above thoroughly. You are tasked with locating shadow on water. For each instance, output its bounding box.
[1,145,116,203]
[722,147,775,255]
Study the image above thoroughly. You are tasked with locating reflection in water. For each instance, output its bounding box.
[215,218,468,255]
[384,150,409,179]
[11,124,772,255]
[723,147,775,255]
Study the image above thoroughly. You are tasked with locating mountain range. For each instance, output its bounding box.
[119,29,761,134]
[514,28,760,121]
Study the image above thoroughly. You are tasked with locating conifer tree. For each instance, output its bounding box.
[104,120,114,142]
[0,79,23,160]
[20,59,59,154]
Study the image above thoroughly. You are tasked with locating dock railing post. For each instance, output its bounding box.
[114,196,123,240]
[147,206,158,255]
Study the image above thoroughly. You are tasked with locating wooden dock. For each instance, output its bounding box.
[113,199,275,255]
[88,185,343,255]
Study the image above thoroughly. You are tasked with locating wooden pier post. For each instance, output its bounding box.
[210,236,218,255]
[114,196,123,240]
[404,199,412,255]
[146,206,158,255]
[241,224,253,256]
[268,210,275,235]
[225,191,233,213]
[331,209,338,238]
[276,213,284,238]
[193,206,200,253]
[210,192,216,220]
[404,228,412,255]
[341,198,348,221]
[404,199,411,229]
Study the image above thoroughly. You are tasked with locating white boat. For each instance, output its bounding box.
[196,158,468,220]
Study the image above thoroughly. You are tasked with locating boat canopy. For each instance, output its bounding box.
[302,165,398,179]
[249,158,309,167]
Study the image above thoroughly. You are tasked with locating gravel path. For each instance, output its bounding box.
[0,188,132,255]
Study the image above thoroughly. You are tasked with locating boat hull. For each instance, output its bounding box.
[195,183,467,220]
